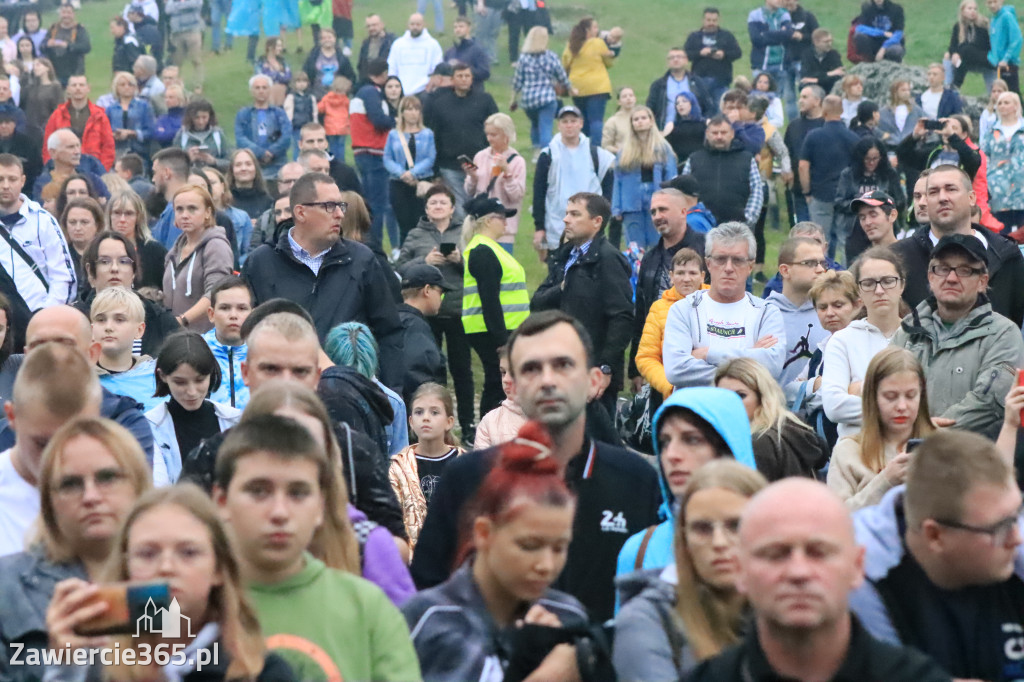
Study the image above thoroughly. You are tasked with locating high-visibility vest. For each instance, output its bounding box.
[462,234,530,334]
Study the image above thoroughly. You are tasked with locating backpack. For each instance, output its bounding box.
[617,383,654,453]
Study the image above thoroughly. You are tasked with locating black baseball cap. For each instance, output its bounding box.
[557,105,583,119]
[930,233,989,267]
[659,174,700,197]
[850,190,897,213]
[400,264,456,291]
[464,193,517,219]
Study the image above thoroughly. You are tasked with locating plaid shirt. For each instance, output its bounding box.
[287,228,331,275]
[512,50,570,110]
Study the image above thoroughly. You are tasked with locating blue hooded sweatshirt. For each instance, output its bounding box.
[615,387,756,581]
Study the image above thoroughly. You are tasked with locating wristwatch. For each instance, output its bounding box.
[599,364,613,376]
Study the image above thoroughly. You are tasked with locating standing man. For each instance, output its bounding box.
[848,190,899,261]
[988,0,1022,94]
[681,115,764,227]
[799,94,859,261]
[784,85,824,224]
[298,122,363,194]
[531,193,634,415]
[357,14,396,83]
[748,0,794,114]
[149,147,190,248]
[242,173,405,389]
[646,47,714,129]
[782,0,818,119]
[397,264,449,406]
[664,222,786,389]
[350,59,395,246]
[893,164,1024,326]
[387,13,443,95]
[443,16,489,85]
[532,105,614,260]
[690,478,952,681]
[917,63,964,119]
[235,74,291,182]
[684,8,743,111]
[42,75,115,171]
[41,3,90,86]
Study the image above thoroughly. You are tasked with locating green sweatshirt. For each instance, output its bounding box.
[248,554,422,682]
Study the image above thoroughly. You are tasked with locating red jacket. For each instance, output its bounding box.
[42,100,116,171]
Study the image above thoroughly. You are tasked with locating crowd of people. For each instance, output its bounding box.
[0,0,1022,680]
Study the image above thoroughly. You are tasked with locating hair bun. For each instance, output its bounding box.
[497,421,558,475]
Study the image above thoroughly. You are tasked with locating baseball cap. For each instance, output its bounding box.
[464,193,517,219]
[557,105,583,119]
[930,233,989,267]
[400,264,456,291]
[850,190,897,213]
[660,174,700,197]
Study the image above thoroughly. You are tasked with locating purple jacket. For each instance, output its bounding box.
[350,503,416,606]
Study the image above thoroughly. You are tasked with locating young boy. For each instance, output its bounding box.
[214,415,421,681]
[204,275,253,409]
[397,264,449,407]
[472,345,526,449]
[90,286,160,411]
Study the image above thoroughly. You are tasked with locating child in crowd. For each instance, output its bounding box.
[473,346,526,449]
[204,275,253,409]
[318,74,351,163]
[91,286,160,411]
[390,382,463,552]
[285,71,318,160]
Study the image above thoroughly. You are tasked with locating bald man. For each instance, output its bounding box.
[689,479,951,680]
[0,306,153,457]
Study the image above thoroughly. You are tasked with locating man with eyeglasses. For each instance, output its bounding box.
[766,235,829,392]
[242,172,405,390]
[892,234,1024,439]
[664,221,785,389]
[851,429,1024,681]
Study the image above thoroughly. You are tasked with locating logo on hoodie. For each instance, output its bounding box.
[600,510,629,534]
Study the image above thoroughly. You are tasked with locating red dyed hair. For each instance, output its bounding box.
[454,421,575,568]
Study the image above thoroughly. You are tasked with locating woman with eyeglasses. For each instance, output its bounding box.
[105,189,167,295]
[823,247,908,439]
[614,459,767,681]
[76,231,181,357]
[0,417,151,681]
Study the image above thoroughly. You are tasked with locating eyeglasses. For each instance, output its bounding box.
[96,256,134,269]
[686,517,742,542]
[789,259,829,269]
[930,264,986,279]
[857,276,901,292]
[933,504,1024,547]
[53,468,128,499]
[708,255,752,268]
[301,200,348,213]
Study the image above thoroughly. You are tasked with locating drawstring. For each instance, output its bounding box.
[185,253,196,297]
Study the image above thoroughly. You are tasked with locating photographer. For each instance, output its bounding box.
[896,114,980,198]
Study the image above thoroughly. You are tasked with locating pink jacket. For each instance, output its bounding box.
[465,146,527,244]
[473,399,527,449]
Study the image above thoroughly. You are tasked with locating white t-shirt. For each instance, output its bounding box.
[894,104,909,132]
[920,89,942,119]
[0,447,39,557]
[703,297,757,352]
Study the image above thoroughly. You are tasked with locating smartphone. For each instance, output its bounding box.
[74,581,171,636]
[439,242,456,256]
[923,119,945,131]
[906,438,924,453]
[196,145,209,151]
[457,154,477,170]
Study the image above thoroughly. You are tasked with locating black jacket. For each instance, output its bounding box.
[397,303,446,406]
[531,234,634,391]
[242,233,406,389]
[752,420,829,481]
[317,364,393,457]
[783,114,824,194]
[111,33,143,74]
[688,615,953,682]
[230,186,273,221]
[409,439,661,622]
[180,421,407,539]
[685,139,755,224]
[895,133,980,200]
[646,70,714,129]
[800,48,843,93]
[858,0,906,35]
[683,29,743,86]
[892,225,1024,327]
[357,31,396,83]
[423,87,498,170]
[330,158,363,195]
[835,165,905,263]
[948,21,991,72]
[74,289,179,357]
[786,4,820,64]
[0,131,42,193]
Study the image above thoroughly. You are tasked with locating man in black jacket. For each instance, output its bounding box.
[783,84,824,224]
[397,264,449,406]
[357,14,396,83]
[684,8,742,111]
[410,310,661,621]
[646,47,714,128]
[242,173,405,389]
[530,193,633,416]
[893,164,1024,326]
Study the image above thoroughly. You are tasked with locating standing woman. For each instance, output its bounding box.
[21,57,61,137]
[255,36,291,106]
[877,79,926,148]
[384,95,436,243]
[512,26,570,154]
[163,184,234,333]
[602,86,638,155]
[13,10,46,54]
[944,0,994,90]
[226,148,274,222]
[981,91,1024,231]
[465,113,526,254]
[152,84,187,147]
[461,194,529,420]
[303,27,356,100]
[174,98,233,172]
[662,93,705,168]
[835,137,905,262]
[827,347,934,509]
[105,71,155,162]
[383,75,404,118]
[60,197,103,289]
[612,105,677,250]
[105,190,166,292]
[13,36,36,85]
[563,16,615,143]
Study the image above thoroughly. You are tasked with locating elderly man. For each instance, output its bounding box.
[690,478,951,680]
[234,74,291,181]
[681,115,763,226]
[32,128,108,202]
[664,221,785,388]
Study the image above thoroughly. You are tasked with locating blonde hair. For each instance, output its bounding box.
[997,91,1023,119]
[105,189,152,243]
[100,172,131,196]
[673,460,768,659]
[90,286,145,324]
[396,95,422,133]
[521,25,549,54]
[618,106,670,171]
[714,358,812,438]
[485,112,516,144]
[808,269,860,307]
[110,70,137,95]
[957,0,989,44]
[37,417,151,564]
[460,212,503,249]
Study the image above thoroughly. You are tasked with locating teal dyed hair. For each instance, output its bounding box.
[324,322,379,379]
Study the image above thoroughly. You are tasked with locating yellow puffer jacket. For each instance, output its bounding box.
[635,286,686,398]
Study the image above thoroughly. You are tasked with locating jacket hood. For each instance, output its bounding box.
[614,566,675,608]
[168,224,230,259]
[704,137,748,154]
[765,290,814,313]
[650,387,757,518]
[997,4,1019,21]
[318,364,395,423]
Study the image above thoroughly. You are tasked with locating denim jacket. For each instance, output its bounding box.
[383,128,437,180]
[104,97,155,158]
[611,146,678,215]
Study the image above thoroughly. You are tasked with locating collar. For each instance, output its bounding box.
[741,615,876,681]
[287,227,331,260]
[572,238,594,255]
[563,439,598,480]
[927,227,988,250]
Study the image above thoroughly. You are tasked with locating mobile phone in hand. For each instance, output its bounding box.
[74,581,171,636]
[457,154,477,170]
[439,242,456,256]
[906,438,924,453]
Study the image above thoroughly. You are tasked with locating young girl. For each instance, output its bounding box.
[474,346,526,449]
[317,74,351,162]
[390,382,463,552]
[284,71,317,159]
[146,330,241,485]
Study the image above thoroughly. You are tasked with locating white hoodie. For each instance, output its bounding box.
[821,319,895,438]
[387,29,443,94]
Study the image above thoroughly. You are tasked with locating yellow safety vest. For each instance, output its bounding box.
[462,234,530,334]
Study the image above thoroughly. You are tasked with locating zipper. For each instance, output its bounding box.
[227,346,235,407]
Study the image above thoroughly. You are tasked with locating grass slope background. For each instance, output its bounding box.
[68,0,971,288]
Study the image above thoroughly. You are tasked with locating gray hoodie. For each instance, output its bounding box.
[766,290,829,391]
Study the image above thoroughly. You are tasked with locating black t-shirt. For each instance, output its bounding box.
[415,447,459,504]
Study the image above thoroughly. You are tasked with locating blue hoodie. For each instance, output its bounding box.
[989,4,1022,67]
[202,328,249,410]
[615,387,756,581]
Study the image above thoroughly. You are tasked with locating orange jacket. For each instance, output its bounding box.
[317,92,351,136]
[42,100,116,170]
[635,284,709,398]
